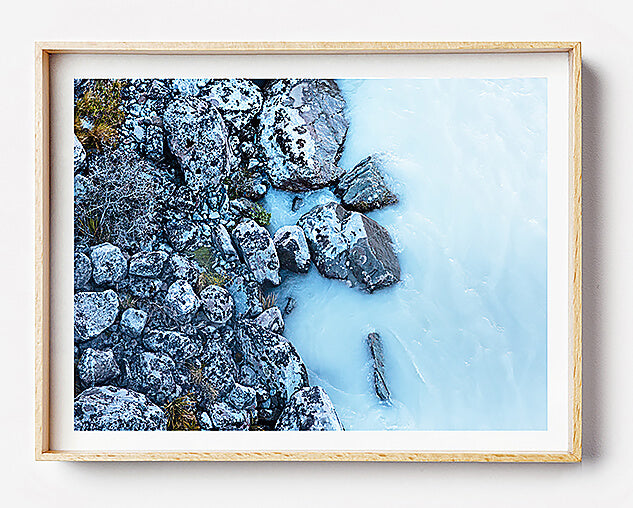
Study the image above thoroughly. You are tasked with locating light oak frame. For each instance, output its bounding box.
[35,41,582,462]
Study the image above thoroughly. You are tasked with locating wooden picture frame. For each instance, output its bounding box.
[35,41,582,462]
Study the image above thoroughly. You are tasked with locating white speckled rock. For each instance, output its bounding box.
[165,280,200,319]
[73,134,86,170]
[74,252,92,290]
[89,243,127,286]
[77,348,121,387]
[273,225,311,273]
[128,251,168,278]
[127,352,180,405]
[119,308,148,338]
[201,79,263,131]
[232,219,280,286]
[199,285,234,325]
[74,290,119,339]
[276,386,344,431]
[142,329,202,363]
[252,306,284,334]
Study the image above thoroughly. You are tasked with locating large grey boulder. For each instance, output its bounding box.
[298,202,400,292]
[201,79,263,131]
[232,219,280,286]
[252,306,284,334]
[119,308,148,338]
[258,79,348,191]
[74,290,119,339]
[276,386,344,431]
[273,225,310,273]
[335,155,398,212]
[199,285,234,325]
[165,280,200,319]
[367,332,391,402]
[163,96,231,193]
[74,252,92,290]
[90,243,127,286]
[128,251,169,278]
[128,351,180,405]
[142,330,202,363]
[74,386,167,431]
[77,348,121,387]
[234,321,308,424]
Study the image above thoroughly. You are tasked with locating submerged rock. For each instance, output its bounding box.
[163,96,231,193]
[77,348,121,387]
[298,202,400,292]
[273,225,310,273]
[165,280,200,319]
[276,386,343,431]
[90,243,127,286]
[74,386,167,431]
[367,332,391,402]
[199,285,234,325]
[120,308,148,338]
[74,252,92,290]
[259,79,348,191]
[201,79,263,131]
[74,290,119,339]
[335,155,398,212]
[232,219,280,286]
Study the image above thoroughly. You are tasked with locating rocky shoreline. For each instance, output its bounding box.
[73,78,400,431]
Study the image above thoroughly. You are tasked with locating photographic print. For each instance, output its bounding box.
[72,75,548,433]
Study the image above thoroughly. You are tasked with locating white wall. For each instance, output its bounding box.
[0,0,630,505]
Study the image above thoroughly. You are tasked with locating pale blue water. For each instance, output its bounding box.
[263,79,547,430]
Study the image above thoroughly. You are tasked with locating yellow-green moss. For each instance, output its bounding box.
[74,80,125,151]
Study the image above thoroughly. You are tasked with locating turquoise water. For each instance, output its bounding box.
[263,79,547,430]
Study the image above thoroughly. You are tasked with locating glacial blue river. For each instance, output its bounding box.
[263,78,548,430]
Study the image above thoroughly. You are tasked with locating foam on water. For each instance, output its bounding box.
[262,78,547,430]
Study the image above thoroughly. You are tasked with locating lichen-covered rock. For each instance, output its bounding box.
[74,134,86,170]
[367,332,391,402]
[199,285,234,325]
[335,155,398,212]
[259,79,348,191]
[163,96,231,193]
[77,348,121,387]
[90,243,127,286]
[201,79,263,131]
[74,252,92,290]
[273,225,310,273]
[120,308,148,338]
[74,290,119,339]
[165,218,202,252]
[128,251,169,278]
[276,386,344,431]
[227,383,257,410]
[128,352,180,405]
[252,306,284,334]
[74,386,167,431]
[234,321,308,424]
[298,202,400,292]
[168,254,201,282]
[210,224,239,262]
[195,340,238,400]
[165,280,200,319]
[225,275,263,318]
[142,330,202,363]
[232,219,280,286]
[207,401,250,430]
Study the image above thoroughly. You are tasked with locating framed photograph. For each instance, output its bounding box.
[35,42,582,462]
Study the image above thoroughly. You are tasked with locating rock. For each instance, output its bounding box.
[227,383,257,410]
[234,321,308,424]
[74,386,167,431]
[74,290,119,339]
[273,225,310,273]
[165,280,200,319]
[142,330,202,363]
[74,174,89,204]
[367,332,391,402]
[210,224,239,262]
[168,254,201,282]
[252,306,284,334]
[276,386,344,431]
[225,275,263,318]
[283,297,296,316]
[291,196,304,212]
[164,218,201,252]
[128,251,169,278]
[171,78,209,96]
[335,155,398,212]
[74,134,86,170]
[163,96,231,193]
[194,339,238,400]
[298,202,400,292]
[77,348,121,387]
[232,219,280,286]
[89,243,127,286]
[74,252,92,290]
[201,79,263,131]
[259,79,348,191]
[207,401,250,430]
[128,351,180,405]
[198,411,213,430]
[120,308,148,338]
[199,285,234,325]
